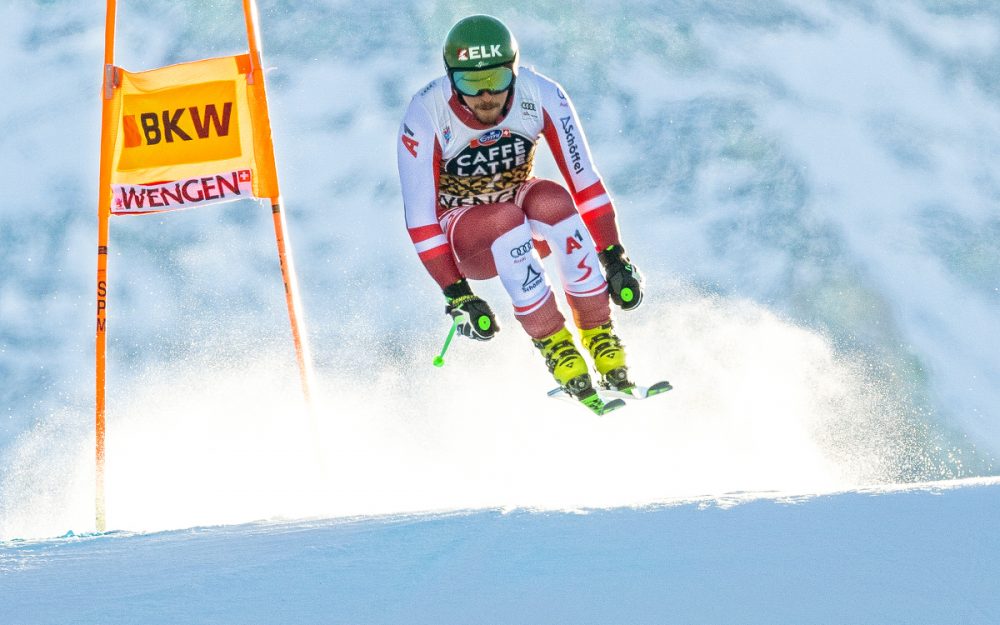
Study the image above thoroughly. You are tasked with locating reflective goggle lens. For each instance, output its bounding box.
[451,66,514,96]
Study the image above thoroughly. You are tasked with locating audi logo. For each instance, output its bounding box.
[510,241,533,258]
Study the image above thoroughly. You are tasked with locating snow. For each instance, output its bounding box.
[4,480,999,624]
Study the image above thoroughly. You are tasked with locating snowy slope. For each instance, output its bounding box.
[4,479,1000,625]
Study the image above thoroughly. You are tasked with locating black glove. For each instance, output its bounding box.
[598,244,644,310]
[443,279,499,341]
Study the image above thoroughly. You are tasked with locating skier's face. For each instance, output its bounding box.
[463,90,509,125]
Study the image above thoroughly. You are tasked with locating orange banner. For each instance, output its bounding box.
[106,54,279,214]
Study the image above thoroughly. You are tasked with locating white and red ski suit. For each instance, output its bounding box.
[397,67,623,338]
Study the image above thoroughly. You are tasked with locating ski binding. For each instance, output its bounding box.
[546,386,626,415]
[547,379,672,415]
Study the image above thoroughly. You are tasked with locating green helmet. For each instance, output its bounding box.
[443,15,519,72]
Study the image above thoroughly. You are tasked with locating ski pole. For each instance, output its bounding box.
[433,318,459,367]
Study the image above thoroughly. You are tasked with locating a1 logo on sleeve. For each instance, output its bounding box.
[565,229,584,254]
[401,123,419,158]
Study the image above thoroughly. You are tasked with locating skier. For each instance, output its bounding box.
[397,14,646,412]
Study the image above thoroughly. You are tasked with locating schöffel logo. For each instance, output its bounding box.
[470,128,510,148]
[522,264,543,292]
[457,45,503,62]
[559,117,584,174]
[509,240,533,258]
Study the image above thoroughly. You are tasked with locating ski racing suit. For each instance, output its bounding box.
[397,67,623,339]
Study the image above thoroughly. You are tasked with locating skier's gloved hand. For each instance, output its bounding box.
[599,244,644,310]
[443,278,499,341]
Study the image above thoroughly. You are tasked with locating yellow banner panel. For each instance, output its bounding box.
[108,54,278,214]
[118,80,241,171]
[245,66,280,202]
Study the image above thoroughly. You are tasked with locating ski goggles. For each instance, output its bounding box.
[450,65,515,97]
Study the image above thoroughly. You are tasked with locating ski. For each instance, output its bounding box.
[548,379,672,414]
[547,387,627,415]
[600,380,673,401]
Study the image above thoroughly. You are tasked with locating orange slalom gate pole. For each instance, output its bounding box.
[271,201,314,404]
[95,0,118,533]
[242,0,315,404]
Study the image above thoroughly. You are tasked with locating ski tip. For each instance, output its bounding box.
[598,398,627,415]
[646,380,673,396]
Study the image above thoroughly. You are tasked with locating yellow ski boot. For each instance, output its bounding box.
[532,327,598,402]
[580,321,633,391]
